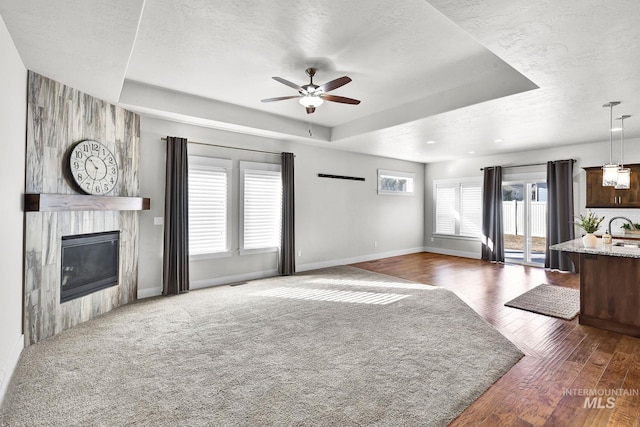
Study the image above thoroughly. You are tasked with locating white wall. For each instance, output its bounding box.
[424,139,640,257]
[138,117,425,297]
[0,14,26,404]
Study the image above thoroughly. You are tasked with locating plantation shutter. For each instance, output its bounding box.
[243,167,283,250]
[188,158,231,255]
[435,184,456,234]
[460,184,482,236]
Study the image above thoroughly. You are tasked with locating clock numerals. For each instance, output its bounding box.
[70,140,118,195]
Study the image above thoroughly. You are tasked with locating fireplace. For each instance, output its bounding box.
[60,231,120,303]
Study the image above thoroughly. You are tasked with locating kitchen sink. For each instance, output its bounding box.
[613,242,640,248]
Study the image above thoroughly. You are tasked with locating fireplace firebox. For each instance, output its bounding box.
[60,231,120,303]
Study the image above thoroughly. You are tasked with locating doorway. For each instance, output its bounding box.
[502,181,547,265]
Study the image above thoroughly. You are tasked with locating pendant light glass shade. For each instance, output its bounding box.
[615,114,631,190]
[615,168,631,189]
[603,164,620,186]
[602,101,621,186]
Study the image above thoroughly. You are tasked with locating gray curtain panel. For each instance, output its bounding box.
[280,152,296,275]
[481,166,504,262]
[163,136,190,295]
[545,159,575,271]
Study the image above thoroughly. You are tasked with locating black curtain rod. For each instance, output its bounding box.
[161,137,282,156]
[479,159,575,171]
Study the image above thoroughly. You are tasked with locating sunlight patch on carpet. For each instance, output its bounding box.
[251,287,410,305]
[307,277,434,290]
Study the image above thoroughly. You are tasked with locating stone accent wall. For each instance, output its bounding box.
[24,72,141,345]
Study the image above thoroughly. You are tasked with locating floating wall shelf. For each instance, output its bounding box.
[24,194,151,212]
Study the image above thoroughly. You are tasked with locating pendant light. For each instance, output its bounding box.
[615,115,631,189]
[602,101,621,186]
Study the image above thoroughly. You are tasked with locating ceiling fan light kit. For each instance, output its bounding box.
[261,67,360,114]
[298,94,324,108]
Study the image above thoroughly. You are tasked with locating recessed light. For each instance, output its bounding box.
[426,140,436,144]
[468,151,475,154]
[494,138,503,143]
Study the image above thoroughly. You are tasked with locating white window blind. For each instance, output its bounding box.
[188,157,231,256]
[435,184,456,234]
[460,184,482,236]
[241,162,282,251]
[434,180,482,238]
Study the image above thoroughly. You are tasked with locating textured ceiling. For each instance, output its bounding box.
[1,0,639,163]
[0,0,144,102]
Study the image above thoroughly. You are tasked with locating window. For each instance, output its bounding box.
[460,184,482,236]
[241,161,282,253]
[435,184,456,234]
[377,169,415,195]
[434,180,482,238]
[188,156,232,258]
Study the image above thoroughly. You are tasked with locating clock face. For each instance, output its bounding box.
[69,140,119,195]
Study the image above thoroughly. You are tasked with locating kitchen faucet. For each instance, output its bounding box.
[608,216,635,234]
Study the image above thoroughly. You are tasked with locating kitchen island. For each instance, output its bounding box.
[550,238,640,337]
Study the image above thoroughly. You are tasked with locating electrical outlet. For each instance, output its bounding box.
[374,241,378,247]
[153,217,164,226]
[430,237,434,242]
[298,250,302,257]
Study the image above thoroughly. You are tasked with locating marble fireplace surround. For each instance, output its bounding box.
[24,72,143,345]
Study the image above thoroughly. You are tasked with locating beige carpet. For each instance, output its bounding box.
[505,284,580,320]
[1,266,523,426]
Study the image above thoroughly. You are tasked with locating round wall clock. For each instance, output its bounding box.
[69,140,119,195]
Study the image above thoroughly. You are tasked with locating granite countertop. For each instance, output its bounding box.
[549,238,640,259]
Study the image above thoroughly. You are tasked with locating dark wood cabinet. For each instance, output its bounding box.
[578,253,640,337]
[584,164,640,208]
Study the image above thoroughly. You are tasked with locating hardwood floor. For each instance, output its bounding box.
[352,252,640,427]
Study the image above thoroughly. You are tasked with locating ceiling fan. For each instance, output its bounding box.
[261,68,360,114]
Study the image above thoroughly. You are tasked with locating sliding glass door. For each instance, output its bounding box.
[502,181,547,265]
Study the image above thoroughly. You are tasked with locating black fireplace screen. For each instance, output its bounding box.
[60,231,120,303]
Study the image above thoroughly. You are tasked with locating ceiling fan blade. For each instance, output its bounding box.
[318,76,352,93]
[272,76,303,92]
[306,106,316,114]
[321,94,361,105]
[261,95,300,103]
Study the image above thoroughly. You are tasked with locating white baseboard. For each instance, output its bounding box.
[136,269,281,298]
[140,248,429,296]
[0,334,24,406]
[190,269,279,290]
[137,287,163,299]
[423,246,481,260]
[296,247,426,272]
